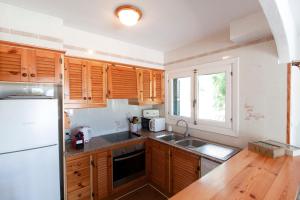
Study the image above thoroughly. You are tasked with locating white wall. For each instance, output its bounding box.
[67,99,152,137]
[290,66,300,147]
[165,37,286,148]
[0,2,164,68]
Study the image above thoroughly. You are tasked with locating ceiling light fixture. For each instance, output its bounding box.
[115,5,142,26]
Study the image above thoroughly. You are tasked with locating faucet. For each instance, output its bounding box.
[176,119,189,137]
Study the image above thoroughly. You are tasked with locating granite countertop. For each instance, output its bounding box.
[65,130,239,163]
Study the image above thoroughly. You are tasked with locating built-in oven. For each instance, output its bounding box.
[112,143,145,187]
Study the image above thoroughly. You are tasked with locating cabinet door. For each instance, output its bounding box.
[152,71,164,103]
[107,65,138,99]
[64,57,87,104]
[87,61,106,106]
[92,151,112,200]
[149,140,170,194]
[29,49,61,83]
[141,69,153,104]
[171,148,200,194]
[0,44,29,82]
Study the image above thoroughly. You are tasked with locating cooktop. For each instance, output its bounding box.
[100,132,140,143]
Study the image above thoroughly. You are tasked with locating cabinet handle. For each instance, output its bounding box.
[78,193,82,198]
[78,183,83,187]
[22,73,27,77]
[8,71,18,75]
[30,74,36,77]
[88,97,92,100]
[83,97,87,100]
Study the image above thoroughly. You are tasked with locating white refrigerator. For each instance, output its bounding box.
[0,99,61,200]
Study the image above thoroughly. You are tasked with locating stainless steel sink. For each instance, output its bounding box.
[156,134,184,142]
[176,139,206,148]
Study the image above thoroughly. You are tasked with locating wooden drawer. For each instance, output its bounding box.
[67,176,90,193]
[67,167,90,182]
[67,156,90,172]
[68,186,90,200]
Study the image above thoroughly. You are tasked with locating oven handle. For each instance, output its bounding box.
[114,150,145,162]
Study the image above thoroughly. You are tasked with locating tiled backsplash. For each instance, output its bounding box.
[66,99,152,137]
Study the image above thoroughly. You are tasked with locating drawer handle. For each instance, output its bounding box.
[22,73,27,77]
[78,183,83,187]
[30,74,36,77]
[78,193,82,198]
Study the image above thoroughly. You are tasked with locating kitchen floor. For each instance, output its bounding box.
[118,185,167,200]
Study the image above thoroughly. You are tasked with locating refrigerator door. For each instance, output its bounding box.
[0,99,58,154]
[0,145,60,200]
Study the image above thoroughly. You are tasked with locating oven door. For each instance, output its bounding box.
[113,149,145,187]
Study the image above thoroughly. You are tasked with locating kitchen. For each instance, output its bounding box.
[0,1,300,200]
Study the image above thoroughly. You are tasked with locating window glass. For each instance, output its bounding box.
[172,77,191,118]
[197,72,226,122]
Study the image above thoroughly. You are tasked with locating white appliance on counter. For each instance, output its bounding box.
[141,109,165,132]
[0,99,61,200]
[149,118,166,132]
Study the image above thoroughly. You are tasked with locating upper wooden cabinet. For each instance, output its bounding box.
[107,64,138,99]
[64,57,107,109]
[30,49,61,83]
[0,42,62,83]
[129,69,164,105]
[152,70,165,104]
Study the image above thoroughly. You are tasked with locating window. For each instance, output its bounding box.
[172,77,191,118]
[168,71,193,120]
[167,59,238,136]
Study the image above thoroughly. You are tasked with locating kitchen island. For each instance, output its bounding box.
[170,148,300,200]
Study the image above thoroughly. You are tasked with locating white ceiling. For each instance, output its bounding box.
[0,0,261,52]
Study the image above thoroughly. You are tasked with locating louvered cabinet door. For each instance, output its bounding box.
[171,148,200,194]
[87,61,106,107]
[92,151,112,200]
[0,44,29,82]
[107,65,138,99]
[150,140,170,194]
[30,50,61,83]
[142,69,153,104]
[64,58,87,104]
[152,71,165,104]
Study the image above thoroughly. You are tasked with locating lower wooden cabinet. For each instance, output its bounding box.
[92,151,112,200]
[148,140,170,195]
[171,148,200,194]
[66,155,91,200]
[65,139,201,199]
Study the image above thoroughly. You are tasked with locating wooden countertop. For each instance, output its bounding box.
[170,148,300,200]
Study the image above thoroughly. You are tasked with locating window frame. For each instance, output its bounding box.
[166,58,239,137]
[195,64,232,129]
[167,69,194,123]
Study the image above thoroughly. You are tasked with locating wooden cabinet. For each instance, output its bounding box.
[64,57,107,108]
[107,64,138,99]
[171,148,200,194]
[66,155,91,200]
[129,69,164,105]
[152,70,164,104]
[30,49,61,83]
[92,151,112,200]
[148,140,170,195]
[0,42,62,83]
